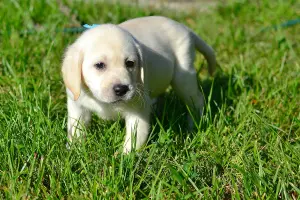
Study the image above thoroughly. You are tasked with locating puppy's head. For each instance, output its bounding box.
[62,25,143,103]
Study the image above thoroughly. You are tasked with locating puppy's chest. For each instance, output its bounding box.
[79,95,121,120]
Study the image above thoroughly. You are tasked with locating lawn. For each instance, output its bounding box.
[0,0,299,199]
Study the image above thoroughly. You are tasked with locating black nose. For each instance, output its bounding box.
[113,84,129,96]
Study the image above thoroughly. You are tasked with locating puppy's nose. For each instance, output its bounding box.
[113,84,129,96]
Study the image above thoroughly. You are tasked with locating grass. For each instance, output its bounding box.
[0,0,299,199]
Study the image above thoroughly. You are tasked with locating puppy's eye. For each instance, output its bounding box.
[125,60,135,69]
[94,62,105,70]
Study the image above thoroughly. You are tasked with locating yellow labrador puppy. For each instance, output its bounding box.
[62,16,216,153]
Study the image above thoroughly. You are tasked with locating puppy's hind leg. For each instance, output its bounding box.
[171,43,204,129]
[171,70,204,129]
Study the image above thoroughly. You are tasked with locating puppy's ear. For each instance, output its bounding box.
[62,45,83,101]
[134,40,145,84]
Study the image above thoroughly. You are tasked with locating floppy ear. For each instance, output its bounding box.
[134,40,145,84]
[61,45,83,101]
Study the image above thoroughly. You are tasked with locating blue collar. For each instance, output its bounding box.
[83,24,100,29]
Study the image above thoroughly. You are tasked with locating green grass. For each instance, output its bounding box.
[0,0,299,199]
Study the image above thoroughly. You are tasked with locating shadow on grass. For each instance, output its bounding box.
[148,68,238,142]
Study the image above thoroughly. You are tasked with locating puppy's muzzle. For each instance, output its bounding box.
[113,84,129,97]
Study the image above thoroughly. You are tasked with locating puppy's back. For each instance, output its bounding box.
[119,16,189,59]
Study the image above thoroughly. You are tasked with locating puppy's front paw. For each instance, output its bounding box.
[66,142,71,150]
[123,145,132,154]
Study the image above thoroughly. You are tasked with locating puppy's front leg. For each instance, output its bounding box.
[67,98,91,144]
[123,108,150,153]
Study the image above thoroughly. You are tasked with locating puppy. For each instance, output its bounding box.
[62,16,216,153]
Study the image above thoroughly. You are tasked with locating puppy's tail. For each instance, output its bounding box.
[191,32,216,76]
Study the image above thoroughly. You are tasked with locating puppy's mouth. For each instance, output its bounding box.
[110,89,136,104]
[111,99,123,104]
